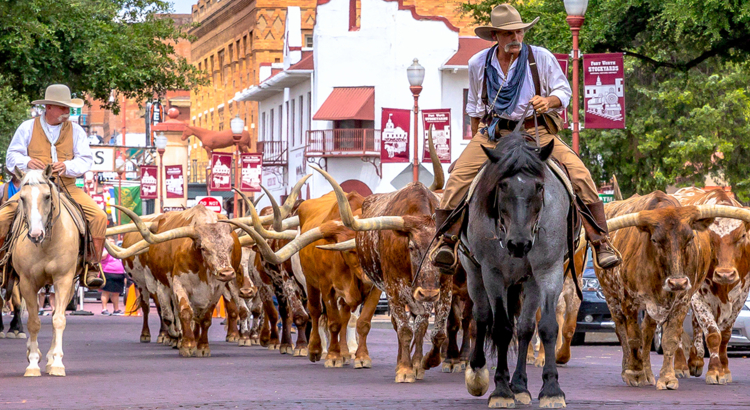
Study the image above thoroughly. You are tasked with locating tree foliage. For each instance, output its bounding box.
[461,0,750,200]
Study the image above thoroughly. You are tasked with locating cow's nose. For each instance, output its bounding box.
[413,287,440,303]
[714,268,739,285]
[666,277,690,292]
[506,239,532,258]
[217,268,236,282]
[239,286,257,299]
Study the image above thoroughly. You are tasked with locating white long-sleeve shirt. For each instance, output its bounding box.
[6,118,93,178]
[466,45,572,120]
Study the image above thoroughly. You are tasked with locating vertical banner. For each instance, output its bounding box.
[583,53,625,129]
[553,53,569,129]
[240,153,263,192]
[380,108,411,163]
[422,109,451,164]
[140,165,158,199]
[165,165,184,198]
[210,152,233,191]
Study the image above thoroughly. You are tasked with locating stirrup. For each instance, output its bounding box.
[83,263,106,289]
[590,239,623,271]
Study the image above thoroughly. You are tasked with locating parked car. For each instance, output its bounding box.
[571,248,615,345]
[375,292,389,315]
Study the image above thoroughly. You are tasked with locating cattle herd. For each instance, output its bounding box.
[4,137,750,409]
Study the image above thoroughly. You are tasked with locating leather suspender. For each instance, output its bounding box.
[528,46,541,96]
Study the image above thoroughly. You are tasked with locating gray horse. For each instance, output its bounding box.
[461,129,569,408]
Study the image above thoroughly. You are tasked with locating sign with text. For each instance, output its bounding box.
[91,194,107,212]
[165,165,184,198]
[240,153,262,193]
[163,206,185,212]
[583,53,625,129]
[380,108,410,163]
[140,165,158,199]
[196,196,222,214]
[422,109,451,164]
[90,146,115,172]
[210,152,233,191]
[553,53,570,128]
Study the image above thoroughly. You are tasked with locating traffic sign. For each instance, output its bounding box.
[196,196,222,213]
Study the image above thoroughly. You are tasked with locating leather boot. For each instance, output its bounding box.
[582,200,621,269]
[82,236,106,289]
[431,209,462,275]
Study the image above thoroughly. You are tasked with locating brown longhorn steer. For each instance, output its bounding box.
[594,191,750,390]
[108,205,247,357]
[672,187,750,384]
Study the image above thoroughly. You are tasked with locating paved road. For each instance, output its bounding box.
[1,308,749,410]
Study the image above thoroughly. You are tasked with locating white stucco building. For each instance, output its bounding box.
[235,0,491,208]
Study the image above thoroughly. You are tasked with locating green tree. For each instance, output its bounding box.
[461,0,750,200]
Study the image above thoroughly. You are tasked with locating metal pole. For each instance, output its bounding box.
[410,85,422,183]
[121,96,127,147]
[234,144,240,218]
[158,150,165,213]
[567,15,584,154]
[117,171,123,225]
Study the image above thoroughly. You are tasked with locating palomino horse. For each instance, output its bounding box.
[10,166,80,377]
[180,124,252,157]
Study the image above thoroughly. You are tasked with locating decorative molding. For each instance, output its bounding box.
[317,0,459,32]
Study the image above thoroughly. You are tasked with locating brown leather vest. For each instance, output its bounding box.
[28,117,75,185]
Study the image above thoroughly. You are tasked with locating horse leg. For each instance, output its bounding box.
[47,274,74,376]
[9,301,25,339]
[510,281,541,406]
[466,289,491,397]
[19,279,42,377]
[537,272,566,408]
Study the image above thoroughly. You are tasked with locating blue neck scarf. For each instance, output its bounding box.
[484,43,529,141]
[7,181,19,198]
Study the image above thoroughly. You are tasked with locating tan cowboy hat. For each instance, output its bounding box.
[475,4,540,42]
[31,84,84,108]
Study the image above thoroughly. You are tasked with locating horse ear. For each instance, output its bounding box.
[481,145,501,163]
[12,167,25,182]
[539,139,554,162]
[44,164,54,179]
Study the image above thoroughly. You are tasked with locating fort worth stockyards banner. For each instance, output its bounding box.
[210,152,233,191]
[583,53,625,129]
[140,165,158,199]
[380,108,411,163]
[165,165,184,199]
[422,109,451,164]
[553,54,569,128]
[240,153,262,193]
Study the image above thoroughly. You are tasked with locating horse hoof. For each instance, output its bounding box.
[0,332,4,338]
[48,366,66,377]
[488,396,515,408]
[539,396,566,408]
[17,332,26,339]
[6,332,16,339]
[514,392,531,405]
[354,358,372,369]
[465,366,490,396]
[24,367,41,377]
[140,335,151,343]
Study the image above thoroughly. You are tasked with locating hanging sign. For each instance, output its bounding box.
[140,165,158,199]
[165,165,184,198]
[380,108,410,163]
[240,153,262,193]
[210,152,233,191]
[583,53,625,129]
[553,53,570,129]
[421,109,451,164]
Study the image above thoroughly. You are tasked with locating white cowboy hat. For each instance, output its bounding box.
[31,84,84,108]
[474,4,540,42]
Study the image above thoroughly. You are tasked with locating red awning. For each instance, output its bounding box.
[313,87,375,121]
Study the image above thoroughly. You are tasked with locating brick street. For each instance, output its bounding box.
[1,308,749,410]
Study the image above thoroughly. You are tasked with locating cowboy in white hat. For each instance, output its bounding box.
[0,84,107,289]
[431,4,621,272]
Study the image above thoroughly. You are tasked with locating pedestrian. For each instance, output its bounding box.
[100,239,126,316]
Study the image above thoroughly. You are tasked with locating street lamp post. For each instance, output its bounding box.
[230,115,245,218]
[564,0,588,154]
[155,134,168,213]
[407,58,425,183]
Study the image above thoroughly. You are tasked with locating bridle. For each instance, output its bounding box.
[21,176,62,245]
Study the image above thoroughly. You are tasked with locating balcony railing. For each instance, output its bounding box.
[257,141,288,166]
[305,129,380,157]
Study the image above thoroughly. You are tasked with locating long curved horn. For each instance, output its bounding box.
[310,165,406,231]
[316,239,356,251]
[235,174,310,228]
[243,193,298,240]
[253,193,265,207]
[606,212,642,232]
[112,205,198,244]
[222,220,342,264]
[612,175,623,201]
[104,239,151,259]
[260,185,283,231]
[239,235,256,247]
[695,205,750,223]
[106,222,156,236]
[427,125,444,192]
[233,188,254,218]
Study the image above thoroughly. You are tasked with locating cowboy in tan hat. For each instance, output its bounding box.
[432,4,621,272]
[0,84,107,289]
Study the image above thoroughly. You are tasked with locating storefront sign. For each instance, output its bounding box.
[165,165,184,198]
[553,53,570,128]
[196,196,222,213]
[422,109,451,164]
[140,165,158,199]
[380,108,410,163]
[240,153,262,193]
[210,152,233,191]
[583,53,625,129]
[90,146,115,172]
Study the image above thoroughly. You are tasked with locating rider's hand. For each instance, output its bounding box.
[52,162,66,175]
[530,95,551,114]
[27,159,45,170]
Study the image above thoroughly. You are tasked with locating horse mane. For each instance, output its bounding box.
[478,132,546,188]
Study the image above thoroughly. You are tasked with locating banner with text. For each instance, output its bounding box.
[422,109,451,164]
[210,152,233,191]
[240,153,262,193]
[583,53,625,129]
[380,108,411,163]
[165,165,184,198]
[140,165,158,199]
[553,54,570,128]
